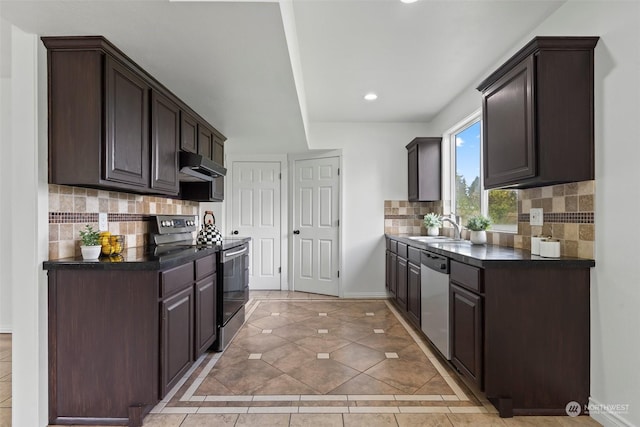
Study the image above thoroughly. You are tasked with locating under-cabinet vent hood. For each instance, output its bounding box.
[179,152,227,182]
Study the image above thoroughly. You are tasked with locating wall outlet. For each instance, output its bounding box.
[98,213,108,231]
[530,208,543,226]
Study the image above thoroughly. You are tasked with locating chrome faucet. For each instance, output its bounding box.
[441,215,462,240]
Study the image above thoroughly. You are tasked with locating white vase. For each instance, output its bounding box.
[81,245,102,260]
[470,230,487,245]
[427,227,440,236]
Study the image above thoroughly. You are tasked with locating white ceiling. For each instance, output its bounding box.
[0,0,565,152]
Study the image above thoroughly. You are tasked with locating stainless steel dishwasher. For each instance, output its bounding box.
[420,250,451,360]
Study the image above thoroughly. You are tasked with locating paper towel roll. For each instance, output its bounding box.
[539,239,561,258]
[531,235,550,255]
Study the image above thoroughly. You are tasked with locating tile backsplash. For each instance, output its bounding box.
[48,185,199,259]
[384,180,595,259]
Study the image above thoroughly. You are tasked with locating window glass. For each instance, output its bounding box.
[449,116,518,233]
[488,189,518,232]
[455,121,481,226]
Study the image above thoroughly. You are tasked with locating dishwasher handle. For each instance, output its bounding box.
[421,251,450,274]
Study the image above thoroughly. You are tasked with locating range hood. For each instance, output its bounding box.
[179,152,227,182]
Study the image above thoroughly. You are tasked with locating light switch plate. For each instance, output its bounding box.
[530,208,543,226]
[98,213,108,231]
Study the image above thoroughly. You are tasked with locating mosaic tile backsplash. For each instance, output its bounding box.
[48,185,199,259]
[384,180,595,259]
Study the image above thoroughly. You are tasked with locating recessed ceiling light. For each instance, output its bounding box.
[364,93,378,101]
[401,0,419,3]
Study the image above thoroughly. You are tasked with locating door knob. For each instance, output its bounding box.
[233,230,239,235]
[293,230,300,235]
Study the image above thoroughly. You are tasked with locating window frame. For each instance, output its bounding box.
[442,109,517,234]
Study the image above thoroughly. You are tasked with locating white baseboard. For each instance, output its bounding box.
[341,292,389,299]
[588,397,634,426]
[0,326,12,334]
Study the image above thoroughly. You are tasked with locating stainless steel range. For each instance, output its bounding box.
[149,215,249,352]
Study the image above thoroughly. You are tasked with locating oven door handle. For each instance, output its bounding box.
[225,247,247,257]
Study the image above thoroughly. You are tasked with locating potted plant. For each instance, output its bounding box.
[465,215,492,245]
[79,225,102,260]
[423,213,443,236]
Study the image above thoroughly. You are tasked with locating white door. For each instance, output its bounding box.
[231,162,281,290]
[292,157,340,296]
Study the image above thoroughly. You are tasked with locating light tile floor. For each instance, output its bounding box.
[35,290,601,426]
[0,333,11,427]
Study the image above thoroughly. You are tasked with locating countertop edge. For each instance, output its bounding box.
[43,237,252,271]
[386,234,595,268]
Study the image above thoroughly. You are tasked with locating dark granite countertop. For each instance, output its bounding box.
[386,234,595,269]
[43,237,251,271]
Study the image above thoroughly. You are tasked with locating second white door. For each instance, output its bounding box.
[292,156,340,296]
[231,161,281,290]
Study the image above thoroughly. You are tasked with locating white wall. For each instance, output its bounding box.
[0,18,12,332]
[308,122,431,297]
[3,25,50,426]
[426,2,640,425]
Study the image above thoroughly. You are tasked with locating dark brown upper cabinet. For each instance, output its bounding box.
[104,57,150,188]
[197,125,214,160]
[406,137,441,201]
[42,36,226,197]
[180,111,198,154]
[151,91,180,194]
[477,36,599,189]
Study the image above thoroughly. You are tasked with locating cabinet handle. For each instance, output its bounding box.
[233,230,239,235]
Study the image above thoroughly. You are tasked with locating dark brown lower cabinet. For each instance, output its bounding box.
[195,275,217,356]
[387,251,397,298]
[161,286,194,397]
[396,256,408,310]
[47,269,159,426]
[47,255,219,426]
[450,283,483,388]
[407,261,421,327]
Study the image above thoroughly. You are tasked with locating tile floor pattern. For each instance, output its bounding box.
[0,334,10,427]
[0,291,596,427]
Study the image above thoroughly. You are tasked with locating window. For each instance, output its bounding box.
[445,111,518,233]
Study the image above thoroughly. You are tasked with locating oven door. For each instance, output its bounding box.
[220,244,248,326]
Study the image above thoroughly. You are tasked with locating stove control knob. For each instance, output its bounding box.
[161,221,167,227]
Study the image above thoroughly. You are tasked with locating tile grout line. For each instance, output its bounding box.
[151,352,207,413]
[384,299,469,401]
[180,352,223,401]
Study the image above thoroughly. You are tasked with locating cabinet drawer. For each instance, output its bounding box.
[408,247,421,264]
[195,254,216,280]
[161,262,194,297]
[450,260,483,293]
[397,243,408,259]
[387,239,397,253]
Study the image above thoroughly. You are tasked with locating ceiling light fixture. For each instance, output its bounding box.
[364,93,378,101]
[400,0,419,4]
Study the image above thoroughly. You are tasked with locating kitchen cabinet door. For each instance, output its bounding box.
[161,286,194,397]
[406,137,441,201]
[450,283,483,388]
[213,136,225,165]
[180,110,198,154]
[396,256,408,310]
[194,275,217,357]
[407,261,421,327]
[150,91,180,195]
[198,124,214,160]
[387,252,397,298]
[482,57,535,188]
[104,56,150,188]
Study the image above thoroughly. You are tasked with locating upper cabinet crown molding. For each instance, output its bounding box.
[477,36,599,190]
